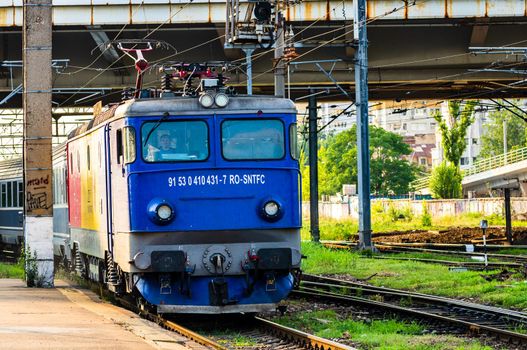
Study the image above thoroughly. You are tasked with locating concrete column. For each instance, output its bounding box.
[23,0,54,287]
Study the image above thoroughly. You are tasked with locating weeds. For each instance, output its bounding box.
[19,248,52,287]
[420,203,432,227]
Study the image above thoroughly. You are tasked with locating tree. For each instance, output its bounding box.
[429,161,462,199]
[318,125,417,196]
[434,100,477,166]
[480,105,527,159]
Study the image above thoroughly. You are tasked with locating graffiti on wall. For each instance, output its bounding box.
[25,174,52,214]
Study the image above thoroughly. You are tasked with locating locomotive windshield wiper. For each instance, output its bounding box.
[143,112,170,146]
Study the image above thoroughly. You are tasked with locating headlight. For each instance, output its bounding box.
[157,204,173,220]
[264,201,279,216]
[199,93,214,108]
[214,93,229,108]
[259,198,283,222]
[147,198,175,225]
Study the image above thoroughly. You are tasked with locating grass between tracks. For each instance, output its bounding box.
[274,309,492,350]
[0,262,24,279]
[301,242,527,310]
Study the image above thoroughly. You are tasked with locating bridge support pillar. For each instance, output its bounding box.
[23,0,54,287]
[519,181,527,197]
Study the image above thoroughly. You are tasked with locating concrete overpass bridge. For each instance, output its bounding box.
[413,146,527,196]
[463,147,527,195]
[0,0,526,106]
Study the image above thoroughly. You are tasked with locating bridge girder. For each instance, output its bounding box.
[1,1,527,26]
[0,1,526,106]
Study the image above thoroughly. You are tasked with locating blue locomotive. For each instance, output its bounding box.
[65,91,302,313]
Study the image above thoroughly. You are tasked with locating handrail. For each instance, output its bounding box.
[464,146,527,176]
[411,176,430,191]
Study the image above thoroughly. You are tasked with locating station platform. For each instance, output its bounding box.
[0,278,206,350]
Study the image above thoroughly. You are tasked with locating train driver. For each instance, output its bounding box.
[147,133,187,161]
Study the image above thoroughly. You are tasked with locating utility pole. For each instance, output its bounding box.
[504,188,512,244]
[354,0,373,250]
[308,92,320,242]
[274,12,285,97]
[23,0,54,286]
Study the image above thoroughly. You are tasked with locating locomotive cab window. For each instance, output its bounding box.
[116,129,123,164]
[289,123,299,160]
[121,127,136,164]
[222,119,285,160]
[141,120,209,162]
[116,127,136,165]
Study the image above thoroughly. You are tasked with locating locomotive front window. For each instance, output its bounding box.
[222,119,285,160]
[141,120,209,162]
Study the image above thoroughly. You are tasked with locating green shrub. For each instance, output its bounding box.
[386,203,412,222]
[430,161,463,199]
[420,203,432,227]
[400,206,413,221]
[388,203,399,221]
[372,201,385,214]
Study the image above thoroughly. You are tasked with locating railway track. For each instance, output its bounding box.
[193,316,356,350]
[0,248,18,263]
[371,242,527,251]
[296,274,527,347]
[367,255,523,270]
[323,240,527,252]
[322,241,527,268]
[117,294,354,350]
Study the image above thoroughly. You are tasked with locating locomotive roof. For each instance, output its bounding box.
[68,95,296,139]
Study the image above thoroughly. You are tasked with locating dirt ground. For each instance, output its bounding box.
[368,227,527,245]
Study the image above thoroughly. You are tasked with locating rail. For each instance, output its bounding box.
[411,146,527,191]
